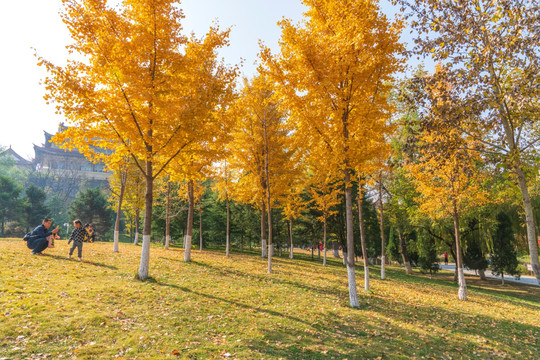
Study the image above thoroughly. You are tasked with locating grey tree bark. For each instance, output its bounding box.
[184,180,194,262]
[113,169,127,253]
[397,228,413,275]
[453,200,467,300]
[138,160,153,280]
[261,201,267,258]
[378,175,386,280]
[357,191,370,291]
[164,179,171,250]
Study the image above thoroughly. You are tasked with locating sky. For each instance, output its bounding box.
[0,0,411,160]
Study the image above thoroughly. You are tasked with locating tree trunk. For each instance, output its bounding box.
[164,180,171,250]
[453,200,467,300]
[397,228,413,275]
[199,208,203,252]
[263,117,272,274]
[501,272,505,285]
[357,190,370,292]
[113,170,127,253]
[226,197,230,257]
[138,161,153,281]
[344,170,359,307]
[323,217,327,266]
[515,166,540,284]
[378,175,386,280]
[478,268,486,280]
[333,241,340,258]
[289,218,294,259]
[133,210,140,245]
[488,61,539,285]
[261,201,267,258]
[184,180,194,262]
[129,216,133,242]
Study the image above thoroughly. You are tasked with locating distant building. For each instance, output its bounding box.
[33,129,110,183]
[1,146,33,171]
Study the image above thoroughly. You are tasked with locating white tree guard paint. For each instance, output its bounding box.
[138,234,151,280]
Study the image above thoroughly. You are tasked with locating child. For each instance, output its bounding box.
[68,219,86,261]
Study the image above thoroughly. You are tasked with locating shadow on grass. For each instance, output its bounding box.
[188,259,346,300]
[386,267,540,310]
[149,277,352,337]
[248,277,540,360]
[40,253,118,270]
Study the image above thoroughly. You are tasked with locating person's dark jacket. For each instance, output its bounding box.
[68,227,86,244]
[30,224,53,240]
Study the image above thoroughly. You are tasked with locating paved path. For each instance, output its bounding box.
[439,264,539,286]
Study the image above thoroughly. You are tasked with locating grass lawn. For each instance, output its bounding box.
[1,239,539,359]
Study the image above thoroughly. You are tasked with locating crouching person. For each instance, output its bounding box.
[27,217,59,255]
[68,219,86,261]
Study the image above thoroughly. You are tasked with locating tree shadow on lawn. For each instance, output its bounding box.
[149,277,343,337]
[367,291,539,358]
[188,259,346,299]
[40,253,118,270]
[145,265,538,359]
[249,289,540,360]
[387,267,540,310]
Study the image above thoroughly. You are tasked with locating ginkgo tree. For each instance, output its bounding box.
[212,160,234,257]
[39,0,236,280]
[227,74,292,272]
[279,165,308,260]
[307,157,342,266]
[261,0,404,307]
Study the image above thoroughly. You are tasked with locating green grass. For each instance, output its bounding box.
[1,239,539,359]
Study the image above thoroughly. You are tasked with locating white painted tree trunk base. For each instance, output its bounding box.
[268,244,273,274]
[165,235,170,250]
[133,232,139,245]
[323,249,327,266]
[261,240,267,257]
[404,261,413,275]
[113,230,119,252]
[457,267,467,300]
[364,265,370,291]
[138,234,151,280]
[184,235,192,262]
[381,255,386,280]
[347,264,360,307]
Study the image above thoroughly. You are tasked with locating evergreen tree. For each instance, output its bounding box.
[23,184,50,231]
[386,227,402,264]
[463,219,489,280]
[0,174,24,236]
[490,213,520,284]
[69,187,114,240]
[417,231,439,279]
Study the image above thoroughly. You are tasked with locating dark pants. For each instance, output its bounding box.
[70,241,83,258]
[27,238,48,254]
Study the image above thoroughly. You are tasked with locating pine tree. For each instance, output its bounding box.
[490,212,521,284]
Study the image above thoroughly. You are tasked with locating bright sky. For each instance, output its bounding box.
[0,0,409,160]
